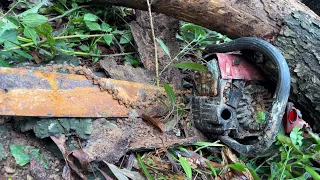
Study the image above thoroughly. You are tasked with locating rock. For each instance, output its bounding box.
[4,166,16,174]
[27,174,34,180]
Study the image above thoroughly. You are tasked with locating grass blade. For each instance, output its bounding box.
[172,62,206,71]
[179,156,192,179]
[163,83,176,105]
[137,154,154,180]
[205,161,217,178]
[156,38,171,58]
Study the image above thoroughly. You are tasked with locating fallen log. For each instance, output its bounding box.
[95,0,320,130]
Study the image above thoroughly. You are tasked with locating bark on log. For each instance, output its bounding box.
[95,0,320,129]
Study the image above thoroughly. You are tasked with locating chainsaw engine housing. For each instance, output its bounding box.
[192,53,273,145]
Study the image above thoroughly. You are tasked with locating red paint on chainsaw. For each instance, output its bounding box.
[217,53,265,80]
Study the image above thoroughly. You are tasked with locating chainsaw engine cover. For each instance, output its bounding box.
[192,53,273,144]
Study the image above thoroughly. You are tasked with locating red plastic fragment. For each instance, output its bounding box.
[217,53,265,80]
[282,102,310,134]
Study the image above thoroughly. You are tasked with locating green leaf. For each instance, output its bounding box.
[119,33,133,44]
[193,141,224,147]
[0,58,12,67]
[103,34,113,46]
[270,162,279,177]
[36,23,52,37]
[101,22,112,32]
[172,62,206,71]
[0,30,17,44]
[179,156,192,179]
[79,45,90,51]
[13,50,33,59]
[84,21,101,31]
[255,111,266,123]
[0,18,19,36]
[193,141,224,153]
[137,154,154,180]
[305,166,320,180]
[83,13,99,21]
[23,26,38,45]
[10,145,31,166]
[277,134,292,145]
[6,17,20,27]
[156,38,171,58]
[246,164,261,180]
[290,126,303,146]
[205,161,217,178]
[19,2,45,17]
[228,162,246,172]
[163,83,176,105]
[124,55,139,67]
[22,14,48,28]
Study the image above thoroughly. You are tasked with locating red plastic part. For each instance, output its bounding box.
[217,53,265,80]
[282,102,310,134]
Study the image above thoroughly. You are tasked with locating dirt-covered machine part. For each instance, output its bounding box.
[192,37,290,156]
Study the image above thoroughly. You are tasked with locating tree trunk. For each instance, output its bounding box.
[95,0,320,129]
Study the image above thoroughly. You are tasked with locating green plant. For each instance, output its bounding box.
[179,156,192,179]
[163,83,186,131]
[193,141,224,153]
[241,127,320,179]
[0,1,136,66]
[178,23,231,45]
[156,23,231,76]
[137,154,154,180]
[10,144,48,167]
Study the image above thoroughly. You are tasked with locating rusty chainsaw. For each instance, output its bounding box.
[0,37,291,156]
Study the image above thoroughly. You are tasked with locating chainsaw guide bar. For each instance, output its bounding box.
[0,67,174,117]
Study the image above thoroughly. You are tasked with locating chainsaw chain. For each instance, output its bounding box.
[37,64,191,109]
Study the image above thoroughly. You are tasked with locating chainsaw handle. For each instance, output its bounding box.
[206,37,290,156]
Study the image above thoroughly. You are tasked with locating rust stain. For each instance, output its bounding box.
[34,71,63,115]
[0,68,165,117]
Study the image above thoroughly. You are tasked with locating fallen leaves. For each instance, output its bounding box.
[141,114,166,132]
[50,136,88,180]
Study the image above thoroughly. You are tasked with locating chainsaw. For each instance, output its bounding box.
[0,37,291,156]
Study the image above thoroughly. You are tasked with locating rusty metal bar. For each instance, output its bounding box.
[0,68,164,117]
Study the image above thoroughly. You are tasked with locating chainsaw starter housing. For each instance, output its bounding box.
[192,37,290,156]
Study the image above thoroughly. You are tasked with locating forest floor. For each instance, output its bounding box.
[0,1,319,180]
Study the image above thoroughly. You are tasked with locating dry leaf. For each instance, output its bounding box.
[141,113,166,132]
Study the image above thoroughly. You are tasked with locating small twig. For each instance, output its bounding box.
[146,0,159,86]
[165,150,180,173]
[47,5,92,22]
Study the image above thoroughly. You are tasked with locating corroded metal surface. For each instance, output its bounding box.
[0,68,165,117]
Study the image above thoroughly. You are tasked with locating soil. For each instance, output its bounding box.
[0,117,64,180]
